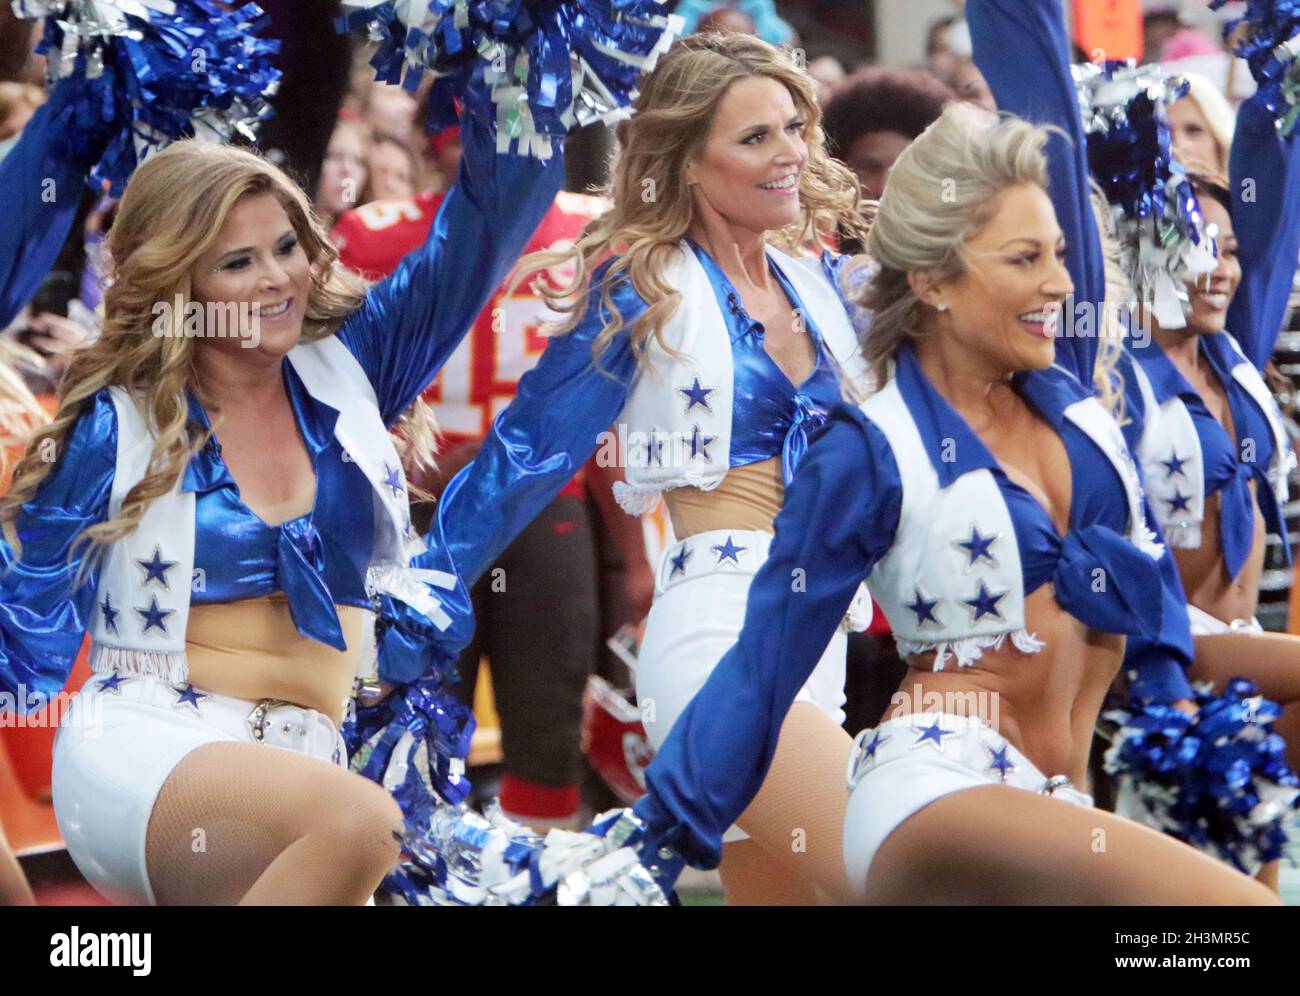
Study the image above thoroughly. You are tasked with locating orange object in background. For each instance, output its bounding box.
[0,639,92,854]
[1074,0,1143,63]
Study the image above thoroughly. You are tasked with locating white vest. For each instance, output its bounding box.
[611,244,870,514]
[1131,333,1292,549]
[861,371,1162,668]
[86,336,453,680]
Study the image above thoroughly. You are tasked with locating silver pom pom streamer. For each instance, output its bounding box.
[338,0,683,159]
[388,801,671,905]
[1211,0,1300,137]
[1073,61,1219,329]
[13,0,282,194]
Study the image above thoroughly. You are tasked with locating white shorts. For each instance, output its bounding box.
[1186,604,1263,636]
[52,672,346,905]
[842,713,1093,895]
[636,528,865,842]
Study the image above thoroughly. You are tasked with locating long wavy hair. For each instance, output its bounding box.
[0,140,437,558]
[513,32,869,366]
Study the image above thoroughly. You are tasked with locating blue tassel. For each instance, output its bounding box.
[13,1,282,195]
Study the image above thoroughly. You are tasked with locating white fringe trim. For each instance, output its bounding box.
[1160,521,1202,550]
[612,482,663,516]
[89,643,189,683]
[1133,521,1166,561]
[895,628,1046,670]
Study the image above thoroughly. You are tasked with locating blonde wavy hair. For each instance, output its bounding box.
[0,140,437,560]
[858,102,1122,403]
[514,32,868,366]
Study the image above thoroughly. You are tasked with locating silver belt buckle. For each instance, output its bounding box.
[1039,774,1073,796]
[246,698,295,744]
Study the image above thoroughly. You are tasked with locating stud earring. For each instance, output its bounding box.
[936,302,948,312]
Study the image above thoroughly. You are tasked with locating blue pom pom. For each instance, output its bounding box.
[13,0,281,194]
[1211,0,1300,136]
[1106,679,1300,872]
[338,0,684,158]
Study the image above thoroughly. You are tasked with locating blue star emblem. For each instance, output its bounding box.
[100,591,120,635]
[1165,490,1191,514]
[669,545,692,578]
[986,742,1017,781]
[97,671,130,695]
[849,728,891,783]
[711,535,747,566]
[954,525,999,570]
[678,376,715,414]
[171,683,209,711]
[962,581,1007,623]
[136,595,174,635]
[382,463,404,498]
[911,719,957,752]
[689,424,716,461]
[904,587,941,628]
[861,729,890,760]
[643,430,665,467]
[136,546,177,590]
[1161,451,1187,479]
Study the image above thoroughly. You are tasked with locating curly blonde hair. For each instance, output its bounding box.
[513,32,868,366]
[0,139,437,559]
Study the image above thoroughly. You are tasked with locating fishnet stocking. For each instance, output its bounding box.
[145,741,403,906]
[719,702,856,905]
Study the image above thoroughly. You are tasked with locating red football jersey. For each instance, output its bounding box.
[332,189,606,447]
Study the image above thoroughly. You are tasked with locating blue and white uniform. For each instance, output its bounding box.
[384,237,872,839]
[628,350,1187,881]
[621,0,1195,883]
[1119,88,1300,634]
[0,113,565,904]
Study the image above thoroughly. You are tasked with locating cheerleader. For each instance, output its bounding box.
[629,95,1276,904]
[394,32,873,904]
[0,62,566,904]
[971,0,1300,876]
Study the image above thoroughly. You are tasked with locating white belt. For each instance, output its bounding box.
[654,528,872,632]
[82,673,346,765]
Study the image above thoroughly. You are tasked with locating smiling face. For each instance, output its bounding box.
[921,182,1074,374]
[1180,194,1240,336]
[684,75,809,237]
[190,191,313,364]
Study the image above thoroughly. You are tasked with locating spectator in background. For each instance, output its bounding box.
[822,66,953,199]
[925,13,962,81]
[1142,6,1183,65]
[1168,71,1235,176]
[314,118,369,227]
[946,56,995,112]
[365,81,418,141]
[363,133,417,204]
[697,4,756,36]
[806,54,844,105]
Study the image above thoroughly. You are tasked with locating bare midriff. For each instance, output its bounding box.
[896,584,1124,787]
[184,595,365,726]
[663,456,784,538]
[1171,484,1267,625]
